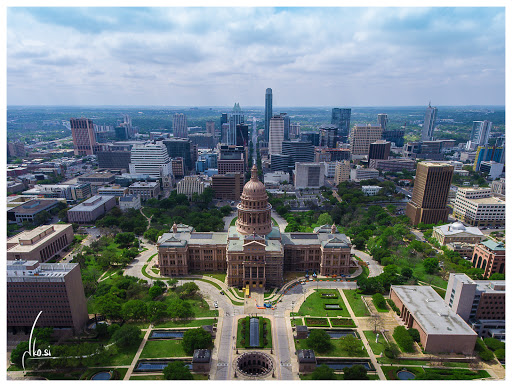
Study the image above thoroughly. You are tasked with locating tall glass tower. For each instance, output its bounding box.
[331,108,351,143]
[265,88,273,142]
[421,102,438,141]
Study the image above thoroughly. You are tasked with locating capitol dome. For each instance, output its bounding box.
[236,165,272,235]
[451,222,466,231]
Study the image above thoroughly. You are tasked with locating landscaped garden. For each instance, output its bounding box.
[140,339,187,358]
[295,329,368,358]
[381,366,490,380]
[343,289,370,317]
[298,289,350,317]
[236,316,272,349]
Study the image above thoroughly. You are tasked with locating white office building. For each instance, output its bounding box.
[453,187,506,227]
[268,115,285,156]
[129,142,172,178]
[421,102,438,141]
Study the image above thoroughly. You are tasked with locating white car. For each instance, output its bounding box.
[214,302,218,308]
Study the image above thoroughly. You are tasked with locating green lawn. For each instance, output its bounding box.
[343,289,370,317]
[154,318,217,328]
[130,375,165,380]
[364,330,386,356]
[372,299,389,313]
[187,297,219,317]
[151,268,160,274]
[140,339,187,358]
[377,358,429,365]
[381,366,490,380]
[298,289,350,317]
[291,316,304,327]
[99,336,144,366]
[236,316,272,349]
[295,336,369,357]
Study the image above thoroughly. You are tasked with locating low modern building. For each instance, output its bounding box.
[471,240,505,278]
[7,199,61,225]
[432,222,485,246]
[445,243,477,259]
[334,160,351,184]
[390,285,477,354]
[211,173,244,200]
[128,181,160,201]
[453,188,505,227]
[7,260,88,333]
[7,224,74,263]
[67,195,117,224]
[97,185,129,197]
[350,167,379,182]
[445,273,505,339]
[361,185,382,196]
[78,172,116,185]
[22,183,92,202]
[369,158,416,172]
[119,194,141,211]
[479,161,504,180]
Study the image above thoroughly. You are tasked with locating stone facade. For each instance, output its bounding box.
[157,166,356,288]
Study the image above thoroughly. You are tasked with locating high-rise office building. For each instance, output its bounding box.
[129,141,172,178]
[382,128,405,147]
[220,113,228,141]
[265,88,273,142]
[319,124,339,148]
[377,113,388,131]
[163,138,193,171]
[405,162,454,226]
[70,118,97,156]
[331,108,351,143]
[368,140,391,162]
[421,102,438,141]
[173,113,188,138]
[282,113,290,141]
[282,141,315,163]
[268,115,285,155]
[236,123,249,147]
[228,103,244,145]
[289,123,300,139]
[469,121,492,147]
[206,120,216,137]
[350,124,383,158]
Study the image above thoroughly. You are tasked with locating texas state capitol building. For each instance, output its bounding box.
[157,165,357,288]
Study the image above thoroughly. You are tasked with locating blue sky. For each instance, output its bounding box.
[6,7,505,106]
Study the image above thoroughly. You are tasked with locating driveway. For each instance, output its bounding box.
[352,248,383,277]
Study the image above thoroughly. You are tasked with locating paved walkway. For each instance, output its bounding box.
[123,325,153,380]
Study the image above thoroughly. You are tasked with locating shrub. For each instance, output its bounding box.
[343,364,369,380]
[384,342,400,359]
[475,339,494,362]
[409,328,421,343]
[387,299,400,316]
[372,293,386,309]
[483,337,505,351]
[311,364,337,380]
[494,348,505,361]
[393,326,414,353]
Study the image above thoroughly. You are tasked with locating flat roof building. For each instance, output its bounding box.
[390,285,477,354]
[7,199,61,225]
[453,187,505,227]
[128,181,161,201]
[67,195,117,224]
[7,260,88,332]
[119,194,142,211]
[7,224,74,263]
[432,222,484,246]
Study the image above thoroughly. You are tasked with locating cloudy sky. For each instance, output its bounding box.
[6,6,506,107]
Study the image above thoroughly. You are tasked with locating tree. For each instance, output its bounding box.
[311,364,337,380]
[149,285,165,299]
[317,213,333,225]
[307,329,332,353]
[112,325,141,348]
[121,300,147,321]
[372,293,386,309]
[182,328,213,355]
[178,282,200,299]
[11,341,30,368]
[96,293,123,320]
[369,313,384,333]
[488,273,505,280]
[423,258,439,274]
[409,328,421,343]
[163,360,194,380]
[147,301,168,323]
[114,232,136,247]
[167,298,193,319]
[343,364,369,380]
[339,335,363,355]
[401,267,413,279]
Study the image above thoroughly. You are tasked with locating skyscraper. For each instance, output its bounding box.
[282,113,290,141]
[173,113,188,138]
[405,162,454,226]
[206,120,216,137]
[265,88,273,142]
[377,113,388,131]
[469,121,492,147]
[236,123,249,147]
[228,103,244,145]
[421,102,438,141]
[268,115,285,155]
[350,124,383,158]
[70,117,97,156]
[331,108,351,143]
[129,141,173,178]
[319,124,339,148]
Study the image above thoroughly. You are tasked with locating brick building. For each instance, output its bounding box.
[471,240,505,278]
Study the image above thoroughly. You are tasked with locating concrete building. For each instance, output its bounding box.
[362,185,382,196]
[323,162,337,178]
[206,120,216,137]
[471,240,505,278]
[97,185,129,197]
[452,187,505,227]
[334,160,351,184]
[211,173,244,200]
[79,172,116,185]
[469,120,492,147]
[297,350,317,373]
[129,142,172,178]
[171,158,185,178]
[7,224,74,263]
[405,162,454,226]
[368,140,391,162]
[268,115,285,155]
[263,171,290,186]
[23,183,92,202]
[192,349,211,373]
[350,167,379,182]
[432,222,485,246]
[7,141,26,158]
[491,178,505,196]
[7,260,88,333]
[445,273,505,339]
[128,181,160,201]
[119,194,141,211]
[315,148,351,162]
[96,144,132,171]
[158,166,356,288]
[177,175,209,199]
[294,162,325,189]
[377,113,388,130]
[390,285,477,354]
[369,158,416,172]
[479,161,504,180]
[67,195,117,224]
[173,113,188,138]
[350,124,383,158]
[70,117,97,156]
[421,103,438,141]
[7,199,62,225]
[382,129,405,147]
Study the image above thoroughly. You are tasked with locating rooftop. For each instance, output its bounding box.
[8,224,72,252]
[434,222,484,237]
[391,285,478,337]
[68,195,115,212]
[129,181,159,188]
[7,199,59,215]
[7,260,78,281]
[480,240,505,251]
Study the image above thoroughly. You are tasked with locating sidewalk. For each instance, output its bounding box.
[123,324,153,380]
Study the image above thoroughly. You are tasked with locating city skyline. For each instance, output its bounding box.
[7,6,505,107]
